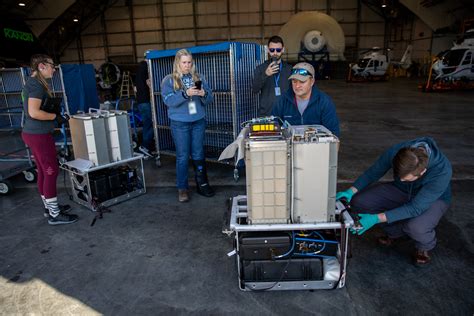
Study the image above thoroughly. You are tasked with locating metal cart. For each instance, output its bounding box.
[227,195,354,291]
[147,42,266,171]
[60,154,146,211]
[0,131,36,195]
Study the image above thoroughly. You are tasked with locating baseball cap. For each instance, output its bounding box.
[288,62,315,82]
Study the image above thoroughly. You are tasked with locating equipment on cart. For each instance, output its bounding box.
[69,109,133,166]
[224,122,353,291]
[243,122,339,225]
[227,196,354,291]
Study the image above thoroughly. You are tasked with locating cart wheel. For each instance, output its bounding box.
[132,140,138,149]
[23,170,37,183]
[233,168,239,182]
[0,180,13,195]
[155,158,162,167]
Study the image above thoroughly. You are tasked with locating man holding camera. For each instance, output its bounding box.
[252,36,292,117]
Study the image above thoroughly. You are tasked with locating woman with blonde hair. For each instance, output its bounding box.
[161,49,215,202]
[21,54,78,225]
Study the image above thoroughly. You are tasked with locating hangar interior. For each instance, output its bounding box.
[0,0,473,314]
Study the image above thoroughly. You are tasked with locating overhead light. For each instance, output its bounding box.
[382,4,387,7]
[73,18,79,22]
[18,2,26,6]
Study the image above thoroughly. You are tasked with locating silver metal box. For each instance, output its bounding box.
[290,125,339,223]
[104,110,133,162]
[245,138,290,224]
[70,114,111,166]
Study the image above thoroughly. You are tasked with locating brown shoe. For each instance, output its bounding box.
[377,236,396,247]
[178,189,189,203]
[414,250,431,267]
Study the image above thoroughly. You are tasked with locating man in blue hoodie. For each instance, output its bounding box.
[336,137,452,266]
[271,62,340,137]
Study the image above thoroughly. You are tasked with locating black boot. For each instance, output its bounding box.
[193,160,215,197]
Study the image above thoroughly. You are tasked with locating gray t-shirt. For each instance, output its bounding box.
[22,77,55,134]
[296,98,310,115]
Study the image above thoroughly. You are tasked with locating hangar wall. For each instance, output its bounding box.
[59,0,434,68]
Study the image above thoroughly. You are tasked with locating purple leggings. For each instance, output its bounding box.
[22,132,58,198]
[351,182,449,251]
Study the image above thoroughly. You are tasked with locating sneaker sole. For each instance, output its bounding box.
[48,218,78,225]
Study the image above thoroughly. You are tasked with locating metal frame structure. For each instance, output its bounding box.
[61,154,146,211]
[147,42,266,167]
[228,195,354,291]
[0,68,28,131]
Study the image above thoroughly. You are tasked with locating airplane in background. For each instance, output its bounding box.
[348,45,412,81]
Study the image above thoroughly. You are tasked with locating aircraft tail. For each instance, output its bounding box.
[399,44,413,69]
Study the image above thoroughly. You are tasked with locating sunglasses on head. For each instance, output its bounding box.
[42,61,57,68]
[291,68,312,77]
[269,48,282,53]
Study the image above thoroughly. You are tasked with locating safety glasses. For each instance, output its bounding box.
[269,48,282,53]
[291,68,312,76]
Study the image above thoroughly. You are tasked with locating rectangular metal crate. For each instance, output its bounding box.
[147,42,266,163]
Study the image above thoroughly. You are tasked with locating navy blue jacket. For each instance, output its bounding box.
[271,85,340,137]
[353,137,452,223]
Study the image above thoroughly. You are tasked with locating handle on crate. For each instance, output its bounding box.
[88,108,110,117]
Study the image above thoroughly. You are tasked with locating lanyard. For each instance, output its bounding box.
[273,63,282,87]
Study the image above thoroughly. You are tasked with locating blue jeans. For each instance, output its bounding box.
[137,102,153,150]
[351,183,449,251]
[170,118,206,189]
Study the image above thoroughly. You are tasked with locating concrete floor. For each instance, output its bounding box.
[1,78,473,315]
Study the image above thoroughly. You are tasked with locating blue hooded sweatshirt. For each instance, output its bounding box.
[161,74,213,122]
[271,85,340,137]
[353,137,452,223]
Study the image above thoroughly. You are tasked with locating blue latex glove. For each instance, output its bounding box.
[336,188,355,202]
[351,213,380,235]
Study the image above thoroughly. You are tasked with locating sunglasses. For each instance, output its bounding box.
[43,61,57,68]
[269,48,282,53]
[291,68,312,77]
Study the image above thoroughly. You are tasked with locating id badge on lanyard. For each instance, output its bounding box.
[188,100,197,115]
[274,64,282,96]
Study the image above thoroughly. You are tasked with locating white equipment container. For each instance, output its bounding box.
[103,110,133,162]
[245,137,290,224]
[70,113,111,166]
[290,125,339,223]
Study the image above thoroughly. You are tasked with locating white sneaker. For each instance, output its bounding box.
[138,146,153,158]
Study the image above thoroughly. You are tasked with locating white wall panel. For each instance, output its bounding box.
[135,31,163,44]
[264,0,294,11]
[108,45,133,55]
[230,13,261,26]
[164,2,193,16]
[107,33,133,46]
[106,20,132,33]
[197,1,227,14]
[164,16,194,29]
[81,34,104,48]
[105,5,130,20]
[197,28,229,41]
[133,4,159,18]
[134,18,162,31]
[230,0,260,12]
[299,0,325,11]
[165,29,195,42]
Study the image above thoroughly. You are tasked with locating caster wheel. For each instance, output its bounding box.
[23,170,37,183]
[155,159,162,167]
[132,141,138,149]
[233,168,239,182]
[0,180,13,195]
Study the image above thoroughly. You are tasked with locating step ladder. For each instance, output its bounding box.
[118,71,135,110]
[119,71,135,99]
